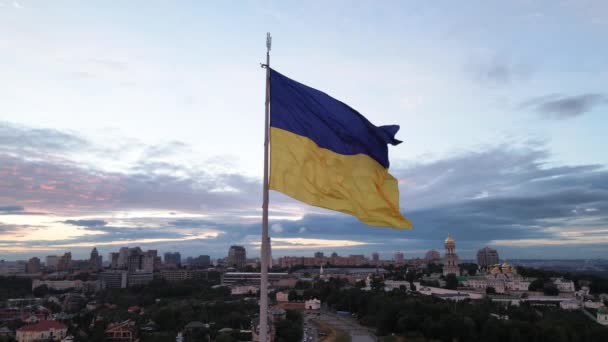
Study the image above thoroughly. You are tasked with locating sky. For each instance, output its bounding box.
[1,0,607,261]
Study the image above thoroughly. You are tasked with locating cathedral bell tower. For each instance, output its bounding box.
[443,233,460,276]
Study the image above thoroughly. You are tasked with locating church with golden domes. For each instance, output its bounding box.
[443,233,460,276]
[462,260,532,293]
[489,261,516,275]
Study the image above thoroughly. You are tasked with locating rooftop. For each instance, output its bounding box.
[16,320,67,332]
[224,272,288,276]
[296,268,388,274]
[184,321,207,329]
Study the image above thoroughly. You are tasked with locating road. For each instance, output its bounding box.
[303,312,319,342]
[309,310,376,342]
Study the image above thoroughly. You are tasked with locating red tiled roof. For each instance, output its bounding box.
[17,320,67,332]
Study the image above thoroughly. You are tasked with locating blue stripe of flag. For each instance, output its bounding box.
[269,69,401,168]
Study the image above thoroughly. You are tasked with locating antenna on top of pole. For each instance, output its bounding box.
[266,32,272,52]
[262,33,272,69]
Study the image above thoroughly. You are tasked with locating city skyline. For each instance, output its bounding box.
[1,1,608,260]
[1,239,604,263]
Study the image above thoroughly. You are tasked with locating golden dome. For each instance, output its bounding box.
[501,260,513,273]
[445,233,455,244]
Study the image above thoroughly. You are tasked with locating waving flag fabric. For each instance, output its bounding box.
[269,69,412,229]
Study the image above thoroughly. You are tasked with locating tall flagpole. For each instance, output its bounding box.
[259,32,272,342]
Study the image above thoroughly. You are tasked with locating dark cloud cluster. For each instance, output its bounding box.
[0,122,261,215]
[0,205,24,213]
[251,144,608,257]
[521,93,607,119]
[1,122,607,258]
[0,222,39,235]
[0,205,45,216]
[0,122,89,154]
[64,219,108,227]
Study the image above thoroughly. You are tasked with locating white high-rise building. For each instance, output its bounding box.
[117,247,129,268]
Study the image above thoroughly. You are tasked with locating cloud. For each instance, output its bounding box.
[0,224,17,233]
[467,54,533,85]
[1,122,608,259]
[520,93,607,119]
[0,122,90,156]
[141,141,189,159]
[0,222,40,235]
[64,219,108,227]
[271,223,283,233]
[261,237,369,250]
[0,205,24,213]
[0,205,46,216]
[0,122,263,216]
[248,142,608,257]
[2,231,221,253]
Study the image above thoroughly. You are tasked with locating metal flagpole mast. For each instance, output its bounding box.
[259,32,272,342]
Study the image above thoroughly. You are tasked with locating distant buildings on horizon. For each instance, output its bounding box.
[3,234,608,277]
[226,245,247,270]
[477,246,500,267]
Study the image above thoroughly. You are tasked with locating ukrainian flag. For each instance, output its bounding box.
[269,69,412,229]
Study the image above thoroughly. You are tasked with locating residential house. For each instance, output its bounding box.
[16,320,68,342]
[304,299,321,310]
[559,299,580,310]
[597,307,608,326]
[105,320,138,342]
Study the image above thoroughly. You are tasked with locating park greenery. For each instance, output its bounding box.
[0,276,31,302]
[80,279,258,342]
[275,310,303,342]
[309,278,607,341]
[2,263,608,341]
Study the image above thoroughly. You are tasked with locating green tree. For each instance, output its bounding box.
[33,284,49,297]
[88,321,108,342]
[154,308,179,331]
[295,280,311,289]
[184,327,209,342]
[528,278,544,291]
[45,300,62,313]
[405,270,416,282]
[215,333,235,342]
[285,310,303,323]
[543,284,559,296]
[460,263,478,276]
[445,274,458,290]
[275,310,303,342]
[0,276,32,301]
[370,276,385,292]
[426,263,443,274]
